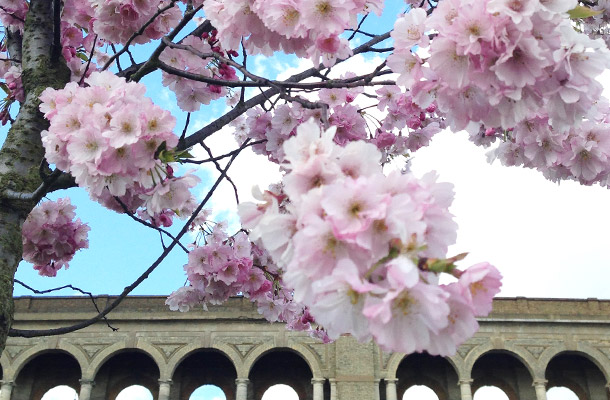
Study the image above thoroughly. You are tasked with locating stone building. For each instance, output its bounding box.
[1,296,609,400]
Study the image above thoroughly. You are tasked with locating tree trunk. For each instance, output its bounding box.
[0,0,70,354]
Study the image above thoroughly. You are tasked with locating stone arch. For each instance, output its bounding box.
[243,343,324,379]
[464,343,537,379]
[7,342,87,382]
[385,353,460,380]
[392,353,460,400]
[165,342,241,380]
[247,346,317,400]
[12,350,82,400]
[170,348,238,400]
[470,349,537,400]
[540,344,610,382]
[544,350,608,400]
[90,348,161,400]
[84,340,165,380]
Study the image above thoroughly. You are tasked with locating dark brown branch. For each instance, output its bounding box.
[113,196,190,254]
[200,141,240,205]
[9,141,244,338]
[180,31,392,149]
[14,279,118,331]
[129,4,203,82]
[102,1,178,71]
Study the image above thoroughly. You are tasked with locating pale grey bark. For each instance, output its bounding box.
[0,0,70,355]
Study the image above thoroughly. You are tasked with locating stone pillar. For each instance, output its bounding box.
[312,378,325,400]
[533,379,547,400]
[236,378,249,400]
[79,379,95,400]
[0,381,13,400]
[373,379,381,400]
[158,380,172,400]
[385,378,398,400]
[458,379,473,400]
[329,378,338,400]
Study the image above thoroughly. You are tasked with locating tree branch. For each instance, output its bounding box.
[9,141,245,338]
[179,31,393,149]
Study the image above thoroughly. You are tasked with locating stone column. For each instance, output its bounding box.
[312,378,325,400]
[533,379,547,400]
[373,379,381,400]
[458,379,473,400]
[0,381,13,400]
[158,380,172,400]
[329,378,338,400]
[385,378,398,400]
[79,379,94,400]
[236,378,249,400]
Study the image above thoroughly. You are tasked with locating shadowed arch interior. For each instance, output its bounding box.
[248,349,313,400]
[546,352,607,400]
[90,350,160,400]
[471,351,534,400]
[395,353,458,400]
[13,351,81,400]
[171,349,237,400]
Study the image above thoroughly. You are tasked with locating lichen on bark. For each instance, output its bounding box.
[0,0,71,356]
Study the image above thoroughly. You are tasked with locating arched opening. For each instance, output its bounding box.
[473,386,510,400]
[115,385,153,400]
[261,384,299,400]
[403,385,440,400]
[91,350,160,400]
[172,350,237,400]
[545,352,607,400]
[396,353,457,400]
[547,386,579,400]
[249,349,313,400]
[189,384,227,400]
[14,351,81,400]
[41,385,79,400]
[471,351,534,400]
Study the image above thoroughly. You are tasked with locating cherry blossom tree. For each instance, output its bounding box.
[0,0,607,357]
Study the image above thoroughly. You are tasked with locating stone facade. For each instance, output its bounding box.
[1,296,609,400]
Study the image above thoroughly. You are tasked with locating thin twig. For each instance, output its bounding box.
[102,1,179,71]
[9,143,246,338]
[14,279,118,332]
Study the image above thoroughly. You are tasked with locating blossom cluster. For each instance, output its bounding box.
[487,107,610,185]
[160,31,238,112]
[239,120,502,355]
[0,60,24,125]
[389,0,610,134]
[231,82,443,165]
[0,0,28,31]
[166,221,329,342]
[203,0,383,66]
[22,198,90,277]
[61,0,182,45]
[39,71,199,226]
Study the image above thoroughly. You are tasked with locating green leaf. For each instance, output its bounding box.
[76,52,89,62]
[0,82,9,95]
[568,5,602,19]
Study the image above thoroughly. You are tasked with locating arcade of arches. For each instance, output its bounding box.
[2,296,610,400]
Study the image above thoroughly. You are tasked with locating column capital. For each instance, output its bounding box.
[329,378,338,383]
[532,379,547,386]
[311,378,326,384]
[158,379,173,386]
[385,378,398,384]
[79,379,95,386]
[235,378,250,384]
[458,379,473,385]
[0,381,14,387]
